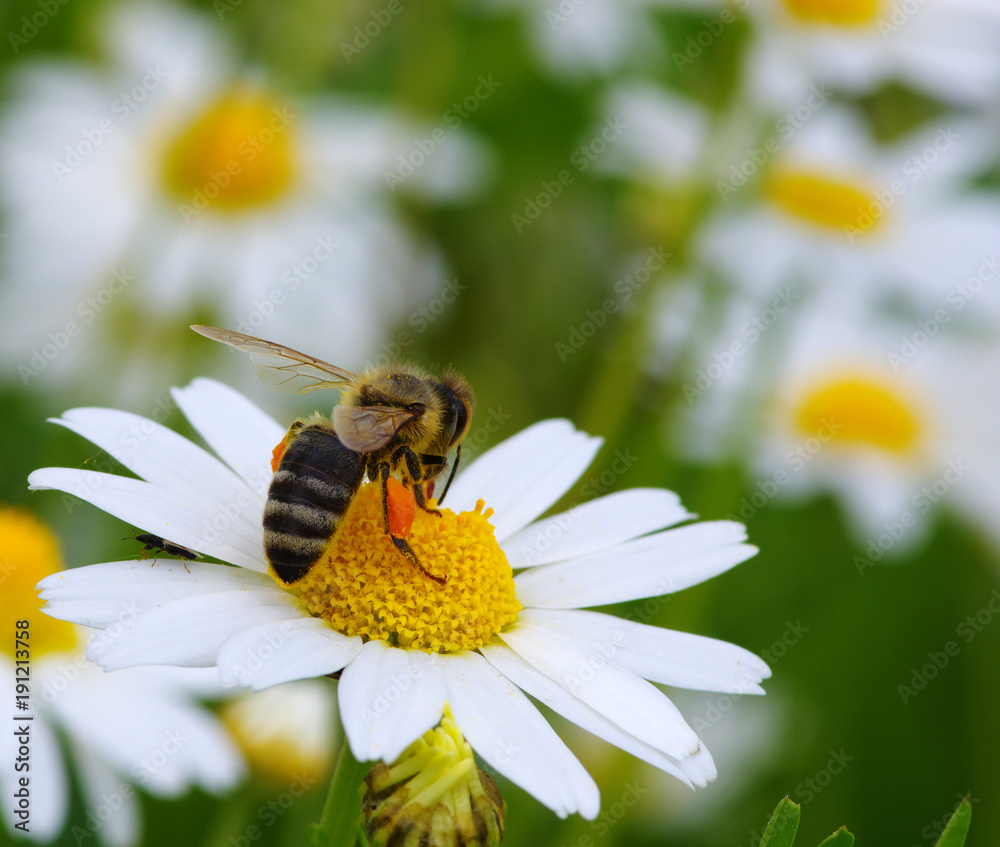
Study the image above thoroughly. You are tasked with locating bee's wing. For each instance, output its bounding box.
[333,405,418,453]
[192,325,357,394]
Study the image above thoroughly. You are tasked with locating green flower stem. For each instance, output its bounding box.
[309,726,370,847]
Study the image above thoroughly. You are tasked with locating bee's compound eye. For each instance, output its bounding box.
[449,397,469,447]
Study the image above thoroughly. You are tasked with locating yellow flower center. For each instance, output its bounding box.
[766,169,885,235]
[793,374,922,454]
[0,508,80,660]
[288,484,521,654]
[161,88,296,213]
[781,0,882,26]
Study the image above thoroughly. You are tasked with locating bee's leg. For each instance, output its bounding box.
[378,461,446,585]
[396,447,444,517]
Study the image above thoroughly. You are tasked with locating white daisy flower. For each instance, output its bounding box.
[682,287,1000,558]
[32,378,768,819]
[1,2,484,394]
[744,0,1000,110]
[0,508,243,846]
[697,106,1000,308]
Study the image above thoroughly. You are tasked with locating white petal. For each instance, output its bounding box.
[28,467,267,572]
[85,591,305,670]
[172,378,284,499]
[218,618,361,690]
[339,642,446,762]
[515,521,757,608]
[51,406,264,515]
[70,740,141,847]
[448,420,602,541]
[516,609,769,694]
[52,664,245,797]
[38,560,283,629]
[432,651,600,820]
[481,642,701,787]
[500,622,702,761]
[502,488,693,568]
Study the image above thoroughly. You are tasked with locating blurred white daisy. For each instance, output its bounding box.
[681,288,1000,558]
[0,2,485,396]
[745,0,1000,109]
[220,679,337,785]
[470,0,720,79]
[32,378,769,820]
[0,508,243,846]
[696,106,1000,309]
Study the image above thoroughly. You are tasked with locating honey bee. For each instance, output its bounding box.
[191,325,474,585]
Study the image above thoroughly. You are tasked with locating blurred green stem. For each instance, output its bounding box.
[309,723,368,847]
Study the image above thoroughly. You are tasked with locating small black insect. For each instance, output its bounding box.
[125,532,201,571]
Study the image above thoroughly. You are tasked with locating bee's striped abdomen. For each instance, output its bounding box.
[263,425,365,584]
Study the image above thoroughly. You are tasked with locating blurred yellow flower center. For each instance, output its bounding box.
[767,169,885,235]
[221,684,333,784]
[782,0,882,26]
[793,375,921,453]
[0,508,80,660]
[161,88,296,213]
[288,483,521,654]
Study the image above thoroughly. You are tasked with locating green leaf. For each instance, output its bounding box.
[934,798,973,847]
[759,798,801,847]
[816,826,855,847]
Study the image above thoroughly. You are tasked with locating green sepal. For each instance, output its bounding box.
[759,797,801,847]
[816,826,854,847]
[933,798,973,847]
